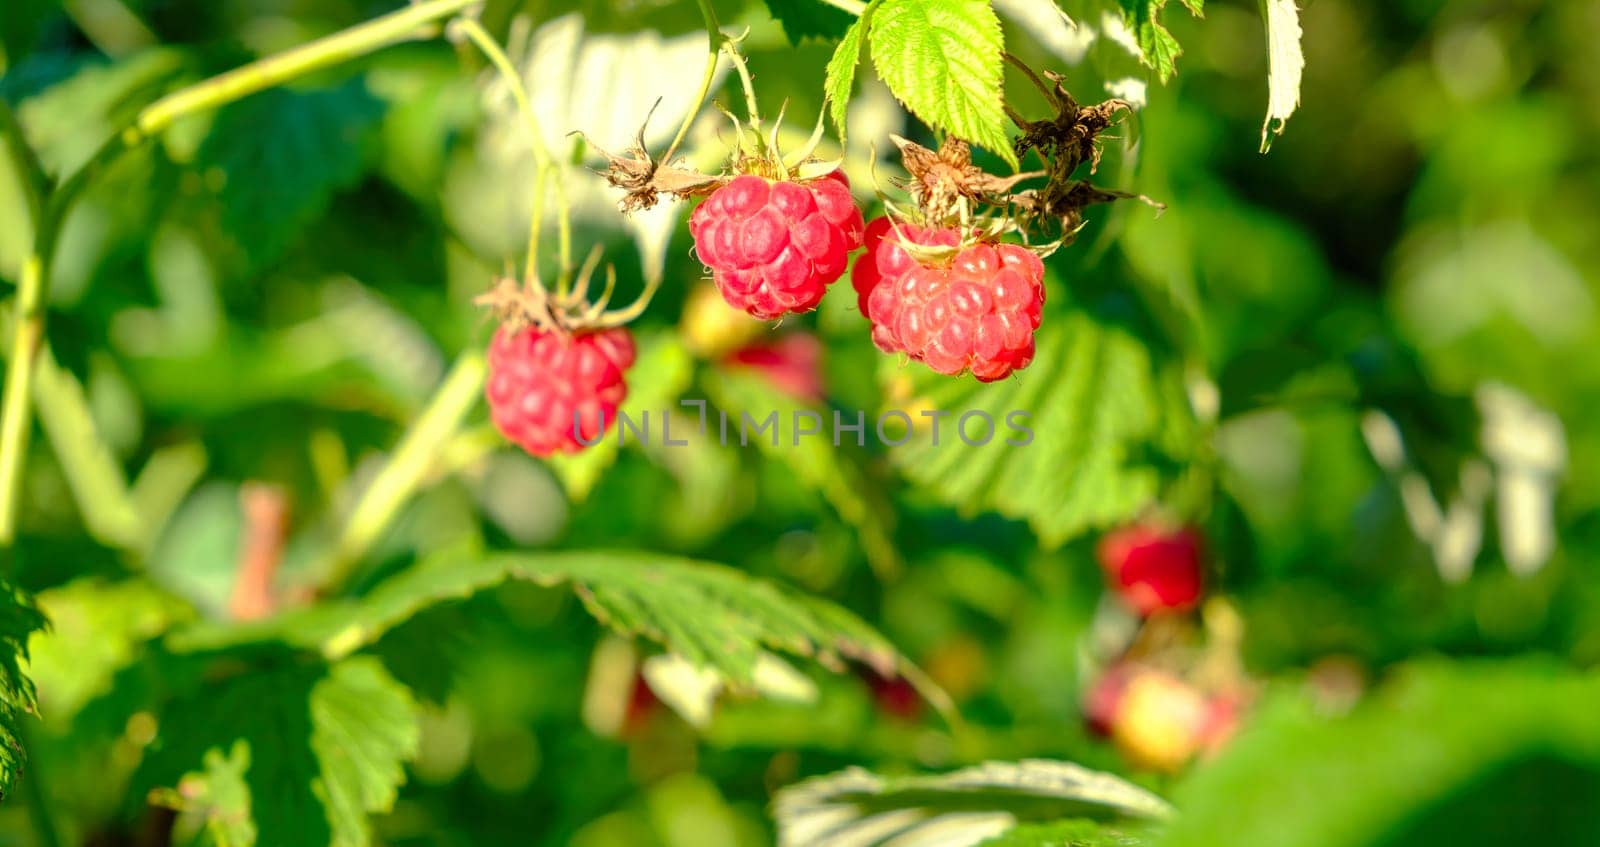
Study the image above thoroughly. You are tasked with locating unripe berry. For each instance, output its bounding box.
[690,171,865,320]
[485,325,635,456]
[1097,524,1205,616]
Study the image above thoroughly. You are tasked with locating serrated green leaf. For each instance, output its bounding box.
[546,331,693,502]
[0,581,46,800]
[869,0,1017,168]
[136,656,418,847]
[1160,659,1600,847]
[152,741,257,847]
[194,79,384,265]
[825,15,870,142]
[1177,0,1203,15]
[168,549,925,693]
[1258,0,1304,152]
[764,0,857,45]
[977,818,1152,847]
[1118,0,1190,83]
[775,759,1171,847]
[28,577,194,724]
[881,310,1191,547]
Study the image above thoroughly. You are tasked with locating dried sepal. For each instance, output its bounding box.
[892,136,1042,222]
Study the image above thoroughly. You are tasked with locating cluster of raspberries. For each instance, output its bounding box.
[486,169,1047,456]
[691,170,1045,382]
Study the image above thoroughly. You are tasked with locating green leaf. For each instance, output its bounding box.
[869,0,1017,168]
[764,0,856,44]
[136,656,418,847]
[1118,1,1192,83]
[825,14,870,142]
[28,577,193,724]
[880,310,1192,548]
[1160,659,1600,847]
[775,759,1172,847]
[0,581,46,799]
[193,79,384,265]
[546,330,693,502]
[14,49,186,175]
[151,741,257,847]
[1258,0,1304,152]
[168,549,927,692]
[977,818,1153,847]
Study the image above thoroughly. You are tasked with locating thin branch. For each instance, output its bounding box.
[320,352,486,595]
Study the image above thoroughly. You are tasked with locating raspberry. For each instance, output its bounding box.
[1097,524,1205,616]
[690,171,865,320]
[723,333,825,404]
[849,216,959,329]
[1086,663,1245,771]
[855,217,1044,382]
[1107,666,1211,773]
[486,325,635,456]
[856,667,923,721]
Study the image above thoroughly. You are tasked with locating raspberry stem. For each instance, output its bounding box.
[452,15,575,294]
[660,0,729,166]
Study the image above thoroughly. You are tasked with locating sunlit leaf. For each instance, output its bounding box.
[881,310,1193,547]
[869,0,1016,167]
[775,759,1172,847]
[1258,0,1303,152]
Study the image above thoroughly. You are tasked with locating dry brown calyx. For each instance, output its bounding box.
[578,103,724,214]
[998,59,1164,238]
[584,135,724,214]
[892,136,1042,223]
[474,245,631,334]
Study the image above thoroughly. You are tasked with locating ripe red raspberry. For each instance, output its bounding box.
[1097,524,1205,616]
[859,218,1045,382]
[723,332,825,404]
[849,216,959,340]
[486,324,635,456]
[690,171,865,320]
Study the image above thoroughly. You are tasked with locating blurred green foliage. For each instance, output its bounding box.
[1,0,1598,845]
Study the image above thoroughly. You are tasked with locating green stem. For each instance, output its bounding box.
[660,0,727,163]
[452,16,573,290]
[0,0,481,547]
[726,41,762,131]
[320,352,486,595]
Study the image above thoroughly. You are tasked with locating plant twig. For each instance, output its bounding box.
[451,15,574,290]
[320,352,486,595]
[658,0,730,169]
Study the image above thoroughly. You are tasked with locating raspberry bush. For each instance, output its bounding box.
[4,1,1599,847]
